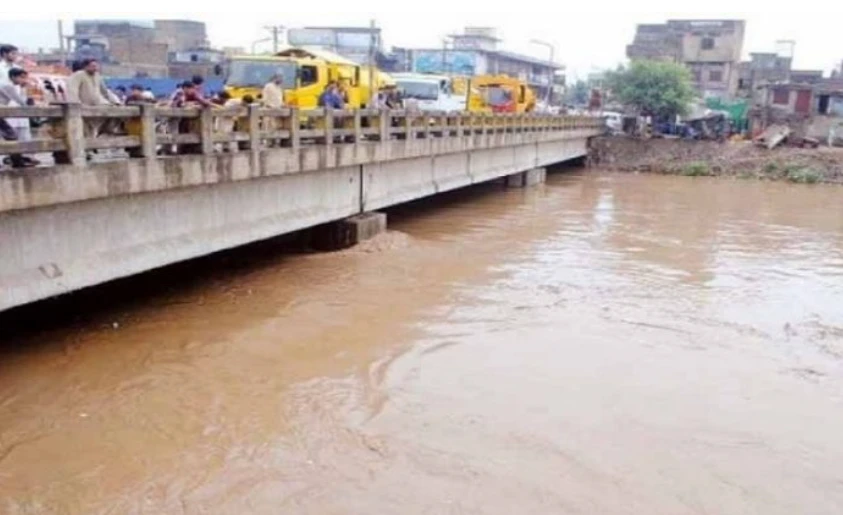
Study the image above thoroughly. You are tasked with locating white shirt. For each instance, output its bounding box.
[261,82,284,108]
[0,60,30,133]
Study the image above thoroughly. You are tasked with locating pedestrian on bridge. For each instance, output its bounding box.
[66,59,122,139]
[0,44,37,167]
[262,74,285,147]
[0,68,36,169]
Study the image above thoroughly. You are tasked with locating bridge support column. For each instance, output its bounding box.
[505,167,546,188]
[311,212,387,251]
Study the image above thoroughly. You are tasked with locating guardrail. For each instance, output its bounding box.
[0,105,605,167]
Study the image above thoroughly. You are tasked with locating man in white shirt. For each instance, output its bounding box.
[0,44,35,165]
[0,67,35,168]
[261,74,285,147]
[261,74,285,108]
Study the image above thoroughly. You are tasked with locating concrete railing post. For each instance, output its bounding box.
[403,113,412,140]
[247,104,261,151]
[324,109,334,146]
[289,108,301,152]
[378,110,390,142]
[59,103,86,166]
[353,109,363,143]
[139,104,157,159]
[199,107,214,155]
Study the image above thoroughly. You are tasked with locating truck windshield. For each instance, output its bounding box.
[397,81,440,101]
[227,60,297,88]
[481,86,514,106]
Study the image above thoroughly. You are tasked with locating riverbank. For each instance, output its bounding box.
[589,136,843,184]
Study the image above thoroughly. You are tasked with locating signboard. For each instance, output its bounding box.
[413,50,477,75]
[337,32,376,51]
[287,28,336,47]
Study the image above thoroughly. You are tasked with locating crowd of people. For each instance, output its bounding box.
[1,41,411,169]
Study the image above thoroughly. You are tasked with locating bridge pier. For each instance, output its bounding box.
[505,167,547,188]
[311,212,387,250]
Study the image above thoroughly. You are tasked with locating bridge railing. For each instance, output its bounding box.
[0,105,605,166]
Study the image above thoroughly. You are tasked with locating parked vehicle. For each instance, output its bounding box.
[392,73,465,112]
[224,47,394,110]
[471,75,536,113]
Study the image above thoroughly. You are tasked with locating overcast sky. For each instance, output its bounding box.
[3,3,843,79]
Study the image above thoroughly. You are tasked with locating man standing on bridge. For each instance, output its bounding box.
[261,74,285,147]
[65,59,122,138]
[0,44,37,167]
[0,68,36,169]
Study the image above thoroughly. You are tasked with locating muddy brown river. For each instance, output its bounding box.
[2,171,843,514]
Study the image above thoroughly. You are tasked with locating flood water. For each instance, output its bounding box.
[2,171,843,514]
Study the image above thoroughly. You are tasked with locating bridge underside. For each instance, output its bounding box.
[0,135,591,311]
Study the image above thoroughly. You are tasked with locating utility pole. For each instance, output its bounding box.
[368,19,377,107]
[57,20,66,68]
[530,39,556,108]
[263,25,285,53]
[442,38,450,75]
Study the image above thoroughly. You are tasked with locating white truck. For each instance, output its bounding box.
[392,73,466,112]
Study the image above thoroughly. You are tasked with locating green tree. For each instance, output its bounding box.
[606,60,696,118]
[566,80,590,106]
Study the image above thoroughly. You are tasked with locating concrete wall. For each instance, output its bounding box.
[627,19,745,98]
[0,130,596,311]
[154,20,209,51]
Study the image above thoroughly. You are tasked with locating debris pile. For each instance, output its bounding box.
[589,136,843,184]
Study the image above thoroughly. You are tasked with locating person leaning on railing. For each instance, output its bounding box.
[169,81,212,154]
[0,68,36,168]
[65,58,122,138]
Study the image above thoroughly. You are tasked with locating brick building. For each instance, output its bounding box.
[73,20,169,77]
[69,19,211,78]
[627,19,746,99]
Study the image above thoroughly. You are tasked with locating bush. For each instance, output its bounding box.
[785,167,822,184]
[681,162,711,177]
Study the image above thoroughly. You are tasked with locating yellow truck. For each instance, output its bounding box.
[470,75,536,114]
[451,76,490,113]
[224,47,393,110]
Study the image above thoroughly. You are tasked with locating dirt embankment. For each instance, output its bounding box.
[589,136,843,184]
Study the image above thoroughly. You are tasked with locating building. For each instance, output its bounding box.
[154,20,209,52]
[736,43,826,101]
[68,19,211,78]
[627,19,746,99]
[737,52,792,95]
[72,20,169,77]
[753,78,843,116]
[393,28,563,104]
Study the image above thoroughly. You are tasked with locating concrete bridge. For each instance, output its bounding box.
[0,105,602,311]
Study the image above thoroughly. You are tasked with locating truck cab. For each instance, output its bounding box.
[472,75,537,114]
[392,73,465,112]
